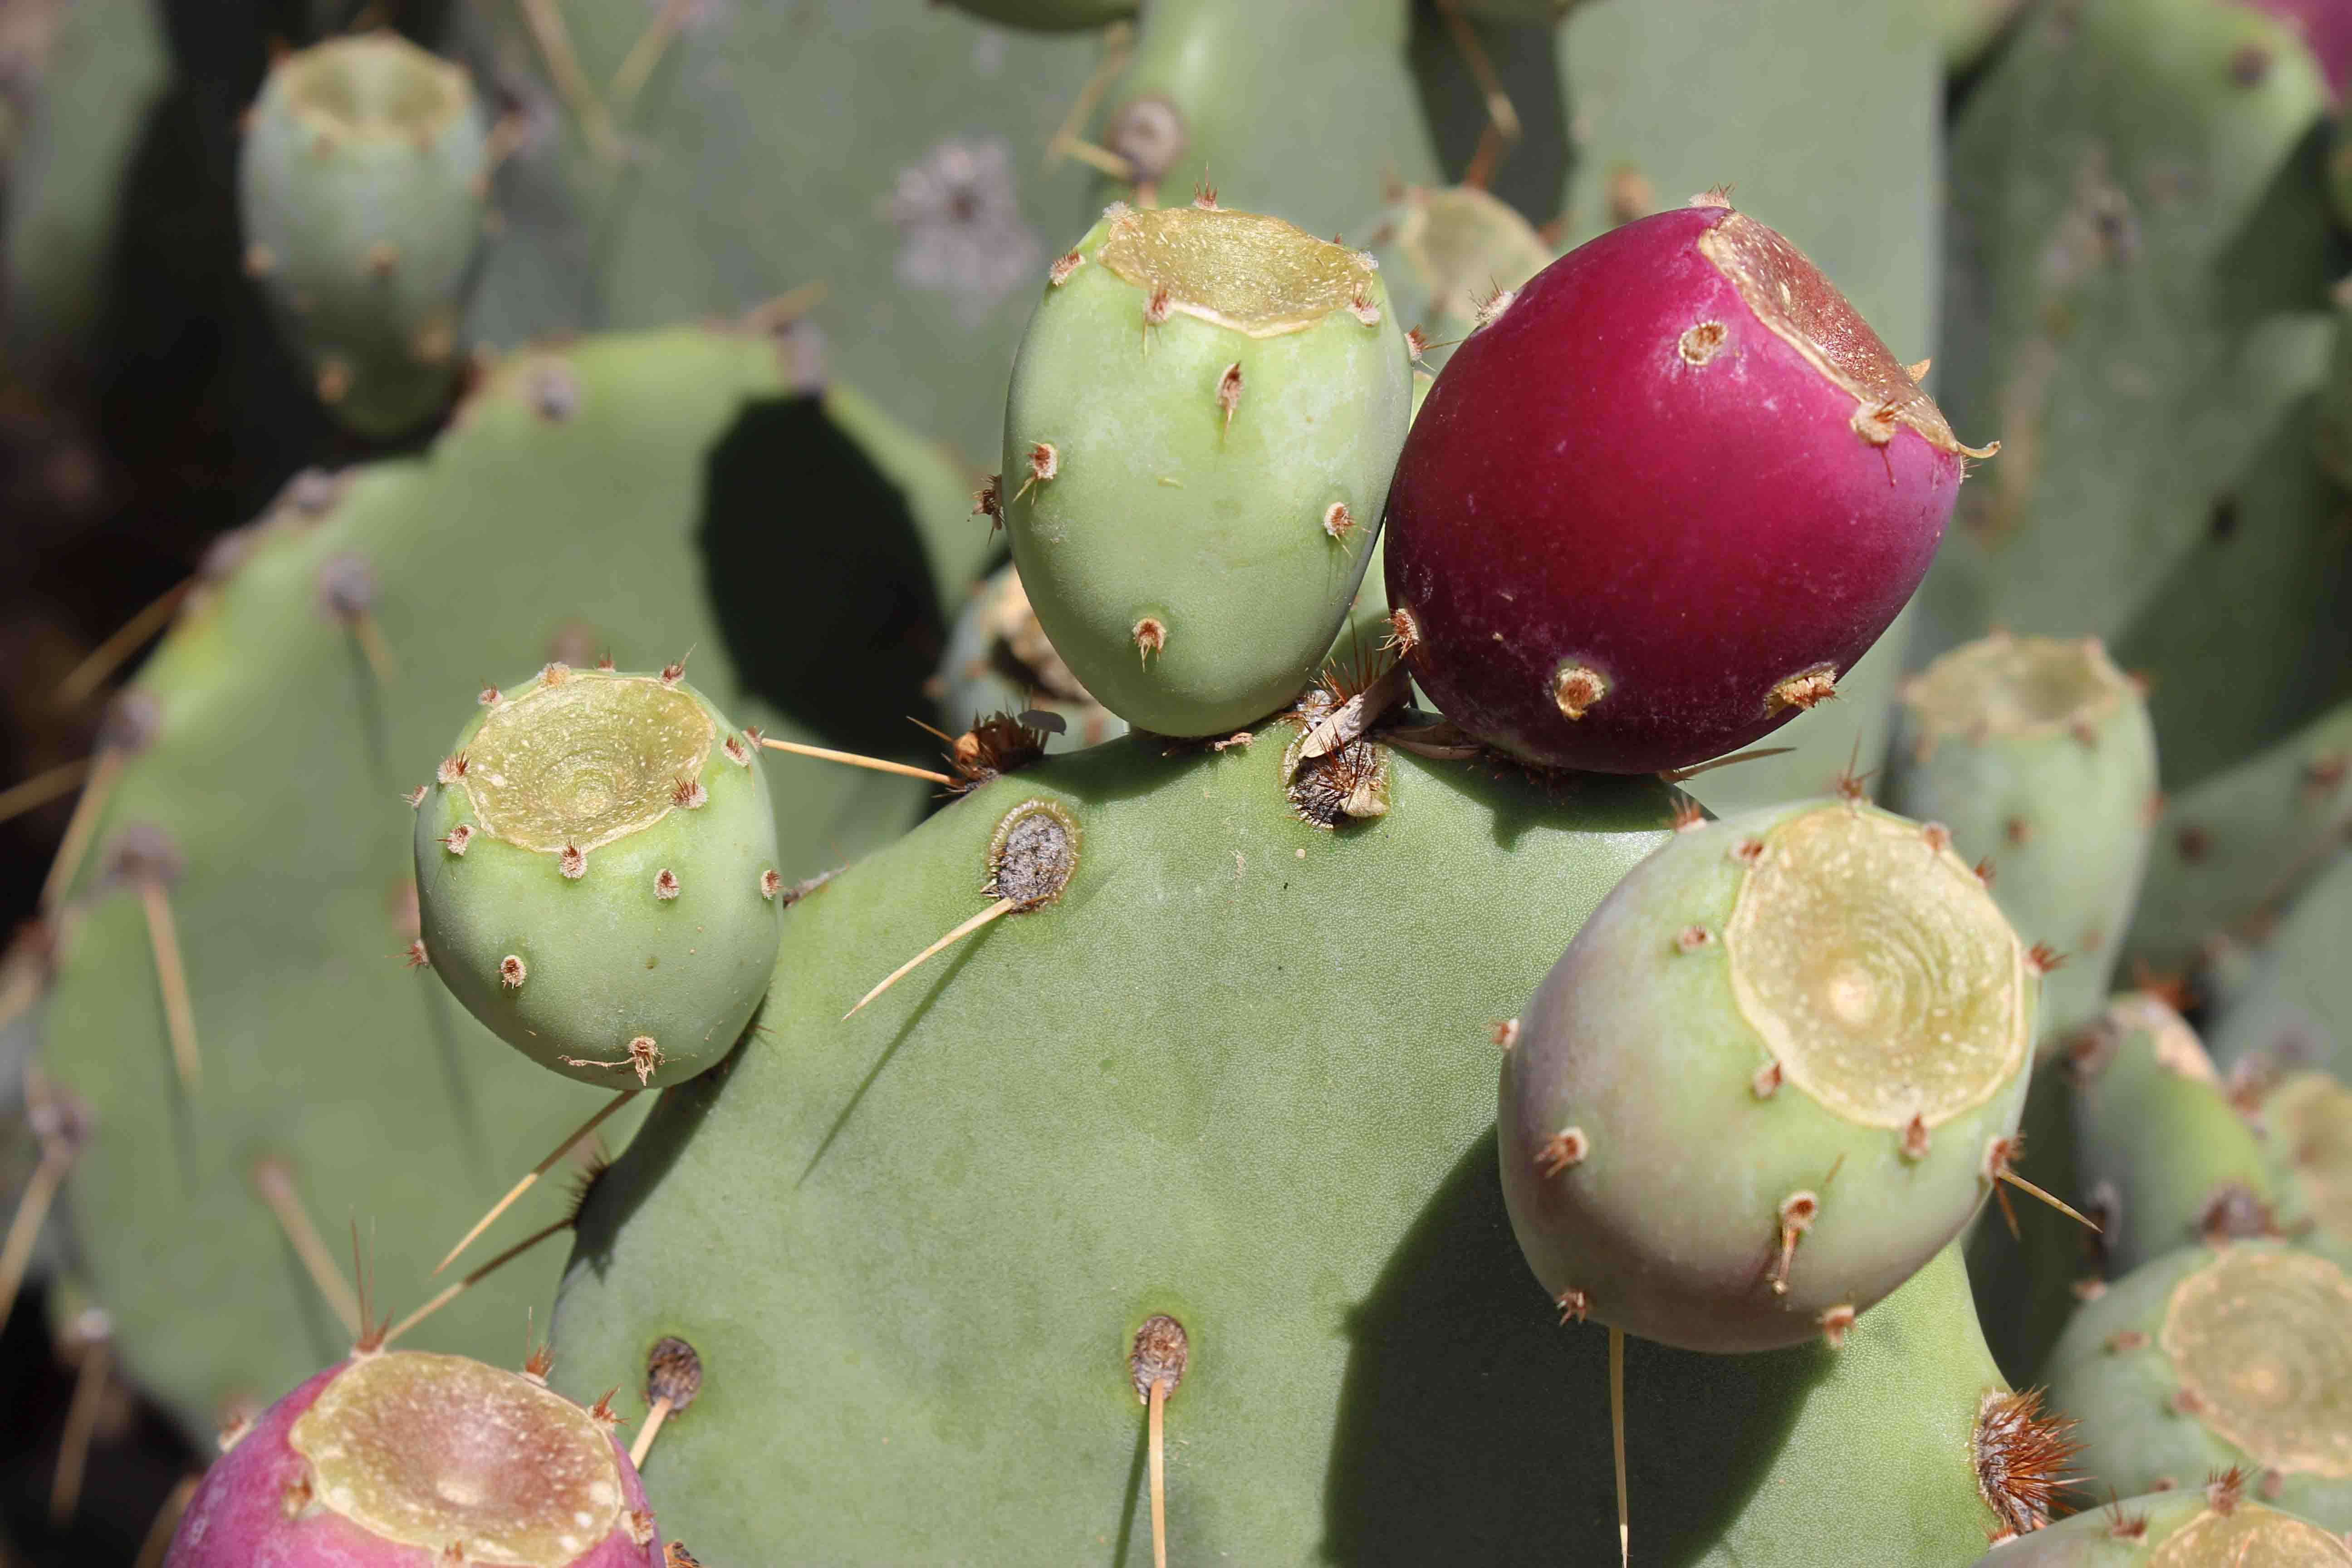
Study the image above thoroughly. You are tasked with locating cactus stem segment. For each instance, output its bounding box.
[756,733,954,787]
[249,1158,362,1336]
[0,755,92,830]
[844,899,1015,1021]
[382,1215,572,1348]
[431,1087,640,1277]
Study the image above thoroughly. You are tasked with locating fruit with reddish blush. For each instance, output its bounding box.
[1382,195,1990,774]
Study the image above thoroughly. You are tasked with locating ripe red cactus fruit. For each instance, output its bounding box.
[165,1350,661,1566]
[1383,196,1992,774]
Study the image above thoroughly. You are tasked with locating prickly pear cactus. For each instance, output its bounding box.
[31,326,968,1434]
[237,34,491,437]
[553,724,1685,1563]
[1886,634,2159,1048]
[1002,203,1411,735]
[413,668,784,1091]
[2047,1240,2352,1527]
[2250,1071,2352,1264]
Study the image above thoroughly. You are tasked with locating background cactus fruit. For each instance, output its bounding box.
[237,34,491,438]
[1384,196,1988,774]
[167,1350,659,1566]
[2046,1241,2352,1527]
[1001,202,1411,737]
[1967,1482,2352,1566]
[1886,634,2159,1049]
[413,667,782,1090]
[935,564,1127,754]
[1499,798,2035,1351]
[2064,995,2277,1275]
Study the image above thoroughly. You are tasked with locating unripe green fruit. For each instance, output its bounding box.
[414,666,783,1089]
[1886,633,2158,1050]
[2047,1241,2352,1529]
[238,34,490,437]
[1500,798,2037,1351]
[1003,202,1411,736]
[1967,1484,2352,1566]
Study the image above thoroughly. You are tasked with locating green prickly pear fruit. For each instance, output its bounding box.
[2061,995,2276,1274]
[2249,1072,2352,1264]
[936,563,1127,754]
[413,665,783,1090]
[1499,797,2038,1352]
[238,33,490,437]
[1886,634,2159,1050]
[1003,202,1411,736]
[1372,185,1554,370]
[2047,1240,2352,1528]
[1967,1480,2352,1566]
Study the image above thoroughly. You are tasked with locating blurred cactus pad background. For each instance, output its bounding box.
[2,0,2351,1564]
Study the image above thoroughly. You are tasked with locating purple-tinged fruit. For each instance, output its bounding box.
[1500,796,2034,1351]
[1385,196,1988,773]
[167,1349,659,1567]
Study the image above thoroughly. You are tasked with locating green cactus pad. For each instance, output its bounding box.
[2125,700,2352,980]
[1003,203,1411,736]
[414,667,783,1090]
[549,724,1685,1563]
[31,326,941,1436]
[2212,851,2352,1085]
[1888,634,2160,1049]
[1968,1486,2352,1566]
[1086,0,1439,243]
[2048,1241,2352,1527]
[2063,995,2274,1275]
[1500,799,2036,1352]
[237,34,491,437]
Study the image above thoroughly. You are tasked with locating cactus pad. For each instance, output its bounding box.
[550,724,1682,1562]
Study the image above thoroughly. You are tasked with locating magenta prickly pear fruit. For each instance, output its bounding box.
[1384,195,1991,773]
[167,1350,661,1566]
